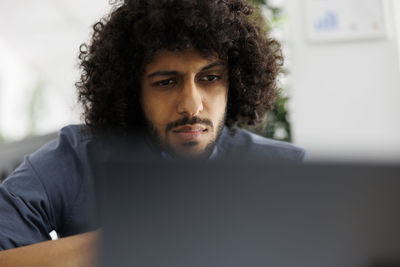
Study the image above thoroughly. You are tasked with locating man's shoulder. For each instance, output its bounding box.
[20,124,96,192]
[29,124,92,166]
[1,124,99,241]
[217,127,306,162]
[2,124,94,195]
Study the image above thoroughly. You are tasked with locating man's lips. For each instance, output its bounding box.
[172,125,208,141]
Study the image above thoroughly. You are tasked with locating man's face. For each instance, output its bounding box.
[140,49,229,159]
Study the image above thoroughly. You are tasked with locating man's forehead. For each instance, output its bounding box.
[144,49,223,73]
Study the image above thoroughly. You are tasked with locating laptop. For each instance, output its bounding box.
[97,160,400,267]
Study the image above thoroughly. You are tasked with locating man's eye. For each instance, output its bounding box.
[155,79,176,86]
[200,75,220,82]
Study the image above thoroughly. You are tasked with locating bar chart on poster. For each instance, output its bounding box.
[304,0,386,43]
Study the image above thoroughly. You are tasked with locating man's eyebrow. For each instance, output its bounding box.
[147,70,179,78]
[147,61,224,78]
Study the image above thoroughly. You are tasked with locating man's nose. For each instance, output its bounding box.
[176,80,204,117]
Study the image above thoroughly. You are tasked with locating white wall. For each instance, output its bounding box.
[284,0,400,162]
[0,0,110,141]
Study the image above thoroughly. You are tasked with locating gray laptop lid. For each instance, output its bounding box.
[98,161,400,267]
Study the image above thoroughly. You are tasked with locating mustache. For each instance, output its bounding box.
[166,116,214,132]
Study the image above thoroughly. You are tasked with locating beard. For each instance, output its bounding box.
[144,111,226,160]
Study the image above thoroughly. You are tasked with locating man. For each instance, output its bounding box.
[0,0,305,265]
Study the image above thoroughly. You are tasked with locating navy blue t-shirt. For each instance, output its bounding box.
[0,125,305,250]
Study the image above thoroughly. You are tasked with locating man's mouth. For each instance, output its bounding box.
[172,125,208,141]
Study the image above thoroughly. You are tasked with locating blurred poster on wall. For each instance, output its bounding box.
[304,0,386,43]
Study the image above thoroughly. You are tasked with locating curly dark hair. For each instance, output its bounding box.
[76,0,283,135]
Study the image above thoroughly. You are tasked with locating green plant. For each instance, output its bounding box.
[251,0,266,5]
